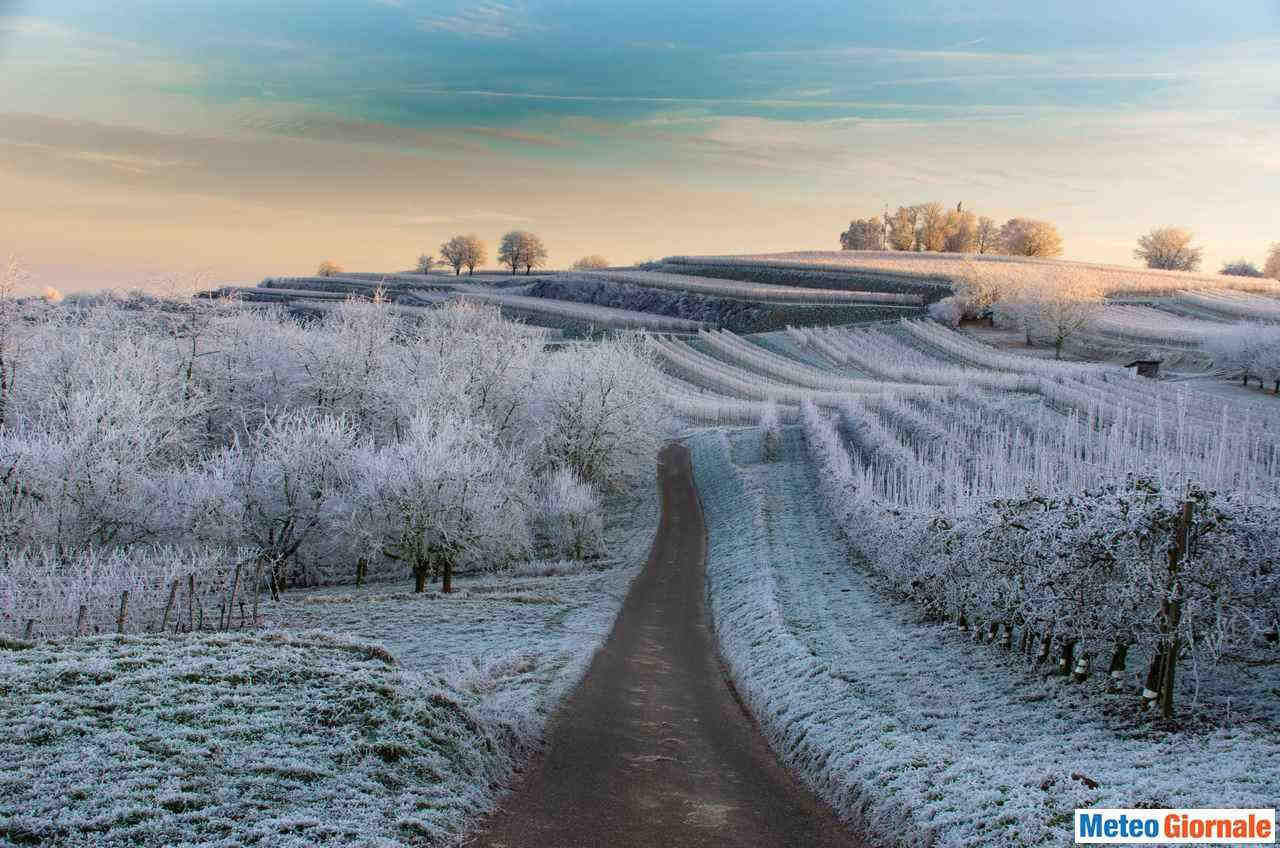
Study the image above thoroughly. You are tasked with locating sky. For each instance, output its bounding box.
[0,0,1277,289]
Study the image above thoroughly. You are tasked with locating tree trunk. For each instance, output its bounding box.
[77,604,87,636]
[1054,339,1063,360]
[413,564,427,593]
[1141,647,1164,706]
[442,559,453,594]
[116,590,129,634]
[1057,638,1075,676]
[188,575,195,632]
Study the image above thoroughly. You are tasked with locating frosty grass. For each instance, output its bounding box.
[0,489,656,847]
[690,426,1280,848]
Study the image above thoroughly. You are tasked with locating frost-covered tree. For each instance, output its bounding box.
[975,216,1000,254]
[887,207,918,251]
[572,255,610,270]
[416,254,435,273]
[316,260,343,277]
[1017,269,1104,358]
[942,208,978,253]
[0,254,30,428]
[916,203,949,252]
[498,231,548,275]
[193,410,360,590]
[1207,323,1280,391]
[356,414,530,593]
[1134,226,1201,271]
[999,218,1064,258]
[441,235,487,276]
[536,335,664,489]
[839,216,885,251]
[440,236,469,276]
[1264,243,1280,281]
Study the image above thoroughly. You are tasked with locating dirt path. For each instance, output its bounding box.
[468,443,861,848]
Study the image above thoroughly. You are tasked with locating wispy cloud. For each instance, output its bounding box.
[417,2,541,39]
[401,210,533,226]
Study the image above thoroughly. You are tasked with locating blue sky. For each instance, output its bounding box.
[1,0,1277,285]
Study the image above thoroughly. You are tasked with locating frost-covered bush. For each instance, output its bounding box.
[0,545,242,637]
[759,401,781,461]
[0,293,660,636]
[540,467,605,560]
[926,295,962,326]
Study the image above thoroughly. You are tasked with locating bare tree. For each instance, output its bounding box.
[316,260,343,277]
[498,231,548,275]
[975,216,1000,254]
[1134,226,1201,271]
[916,203,949,252]
[1265,243,1280,281]
[999,218,1064,258]
[572,255,610,270]
[839,216,885,250]
[416,254,435,274]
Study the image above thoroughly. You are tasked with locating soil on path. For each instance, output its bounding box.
[468,443,862,848]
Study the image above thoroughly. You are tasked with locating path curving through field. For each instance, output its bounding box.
[467,443,861,848]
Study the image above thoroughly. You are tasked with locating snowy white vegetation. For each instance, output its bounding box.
[587,269,923,305]
[668,251,1280,296]
[691,428,1280,848]
[0,294,664,637]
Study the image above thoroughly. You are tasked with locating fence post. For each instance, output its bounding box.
[225,563,242,632]
[116,590,129,634]
[160,579,179,633]
[251,560,263,627]
[76,604,87,636]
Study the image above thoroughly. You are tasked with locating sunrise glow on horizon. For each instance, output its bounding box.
[1,0,1277,289]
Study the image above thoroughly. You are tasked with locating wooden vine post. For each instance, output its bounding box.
[225,562,242,632]
[116,590,130,634]
[160,579,179,633]
[1158,500,1192,719]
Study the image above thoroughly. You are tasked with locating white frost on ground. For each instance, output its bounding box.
[0,489,656,848]
[691,427,1280,848]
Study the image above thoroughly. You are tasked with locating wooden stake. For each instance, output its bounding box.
[160,579,179,633]
[225,563,242,632]
[251,560,262,628]
[116,590,129,634]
